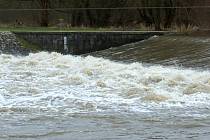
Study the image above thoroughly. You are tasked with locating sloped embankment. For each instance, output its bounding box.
[0,32,30,55]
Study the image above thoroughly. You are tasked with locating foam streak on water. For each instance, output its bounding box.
[0,52,210,114]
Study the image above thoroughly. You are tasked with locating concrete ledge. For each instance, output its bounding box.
[14,31,168,55]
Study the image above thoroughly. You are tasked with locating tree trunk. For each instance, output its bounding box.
[38,0,50,27]
[41,9,49,26]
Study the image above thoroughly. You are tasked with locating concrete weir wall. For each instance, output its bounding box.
[14,31,166,55]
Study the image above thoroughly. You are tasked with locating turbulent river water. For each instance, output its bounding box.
[1,35,210,139]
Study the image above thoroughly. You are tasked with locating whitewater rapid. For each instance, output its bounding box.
[0,52,210,114]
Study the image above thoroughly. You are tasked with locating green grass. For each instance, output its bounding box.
[0,26,126,32]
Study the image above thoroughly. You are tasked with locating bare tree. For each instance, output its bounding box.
[139,0,176,30]
[176,0,196,28]
[35,0,50,27]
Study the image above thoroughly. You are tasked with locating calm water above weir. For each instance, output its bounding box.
[1,35,210,140]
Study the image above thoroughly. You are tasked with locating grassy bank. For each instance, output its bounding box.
[0,26,129,32]
[1,25,208,36]
[0,24,165,32]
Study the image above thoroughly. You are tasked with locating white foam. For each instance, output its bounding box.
[0,52,210,113]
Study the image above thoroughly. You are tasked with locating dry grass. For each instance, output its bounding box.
[137,23,154,31]
[173,24,197,34]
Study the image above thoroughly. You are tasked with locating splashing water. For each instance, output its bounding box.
[1,52,210,114]
[1,52,210,139]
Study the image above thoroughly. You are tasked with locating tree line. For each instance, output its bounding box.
[0,0,209,30]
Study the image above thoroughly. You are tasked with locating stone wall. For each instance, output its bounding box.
[14,31,166,55]
[0,32,30,55]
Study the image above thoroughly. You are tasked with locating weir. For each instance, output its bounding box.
[14,31,167,55]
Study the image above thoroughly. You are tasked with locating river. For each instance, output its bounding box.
[1,35,210,139]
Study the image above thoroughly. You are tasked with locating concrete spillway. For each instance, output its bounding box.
[90,34,210,69]
[14,31,167,54]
